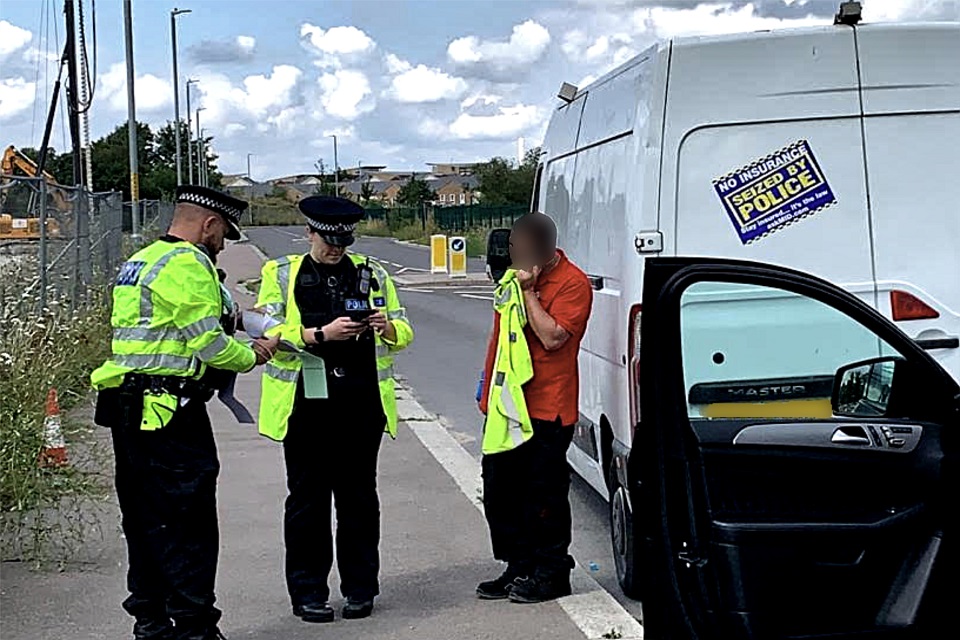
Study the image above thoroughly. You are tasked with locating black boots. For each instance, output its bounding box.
[476,564,530,600]
[292,602,335,624]
[342,598,374,620]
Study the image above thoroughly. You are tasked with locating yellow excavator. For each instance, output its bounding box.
[1,145,65,240]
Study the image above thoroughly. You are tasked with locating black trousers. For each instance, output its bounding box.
[108,393,221,640]
[481,418,576,579]
[283,395,385,606]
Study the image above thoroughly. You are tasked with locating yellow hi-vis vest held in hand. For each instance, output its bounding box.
[255,253,414,441]
[90,239,257,427]
[482,270,535,454]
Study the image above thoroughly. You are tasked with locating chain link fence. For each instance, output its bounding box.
[0,175,124,311]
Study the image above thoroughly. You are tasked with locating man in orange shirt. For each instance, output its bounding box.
[477,213,593,604]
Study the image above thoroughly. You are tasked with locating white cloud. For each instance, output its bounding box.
[98,63,173,113]
[223,123,247,136]
[318,70,373,120]
[449,103,543,140]
[301,24,376,68]
[0,77,37,120]
[460,94,502,110]
[387,63,468,103]
[237,36,256,52]
[23,47,60,64]
[632,3,825,39]
[0,20,32,58]
[448,20,551,76]
[384,53,412,74]
[864,0,959,21]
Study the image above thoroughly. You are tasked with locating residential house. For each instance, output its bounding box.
[428,162,478,177]
[430,175,480,207]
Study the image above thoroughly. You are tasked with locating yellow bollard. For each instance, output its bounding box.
[430,234,448,274]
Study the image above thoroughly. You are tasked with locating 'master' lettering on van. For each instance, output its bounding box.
[712,139,837,245]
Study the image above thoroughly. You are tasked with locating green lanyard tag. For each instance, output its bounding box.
[300,353,329,399]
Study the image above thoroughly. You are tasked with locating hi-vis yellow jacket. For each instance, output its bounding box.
[255,253,413,441]
[482,270,534,454]
[91,239,256,390]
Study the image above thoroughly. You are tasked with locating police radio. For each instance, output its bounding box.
[344,259,376,322]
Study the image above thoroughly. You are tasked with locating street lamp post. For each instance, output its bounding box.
[199,128,207,187]
[186,78,198,184]
[247,153,254,179]
[170,7,191,186]
[195,107,205,186]
[329,134,339,195]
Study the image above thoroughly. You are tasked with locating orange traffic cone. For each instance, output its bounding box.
[39,387,68,468]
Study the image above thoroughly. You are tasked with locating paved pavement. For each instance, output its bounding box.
[0,233,643,640]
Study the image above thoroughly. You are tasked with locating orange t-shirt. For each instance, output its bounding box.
[480,250,593,426]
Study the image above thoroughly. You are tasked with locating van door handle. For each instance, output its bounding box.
[831,426,871,446]
[587,275,604,290]
[915,336,959,350]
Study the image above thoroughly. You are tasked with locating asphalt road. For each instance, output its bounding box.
[246,226,642,619]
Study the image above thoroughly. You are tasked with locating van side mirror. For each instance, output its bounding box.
[832,357,903,418]
[486,228,511,284]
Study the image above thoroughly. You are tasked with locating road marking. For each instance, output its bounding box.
[400,390,644,640]
[389,261,404,268]
[397,266,430,274]
[460,294,493,301]
[399,287,435,294]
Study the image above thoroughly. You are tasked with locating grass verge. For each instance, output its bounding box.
[0,255,113,567]
[359,219,489,258]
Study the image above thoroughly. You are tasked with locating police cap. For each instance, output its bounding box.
[298,195,365,247]
[175,185,248,241]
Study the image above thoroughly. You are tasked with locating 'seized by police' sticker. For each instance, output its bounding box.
[712,139,837,245]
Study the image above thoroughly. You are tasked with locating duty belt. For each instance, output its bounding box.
[121,373,212,399]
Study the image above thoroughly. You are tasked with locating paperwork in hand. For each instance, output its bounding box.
[242,310,304,354]
[242,310,280,339]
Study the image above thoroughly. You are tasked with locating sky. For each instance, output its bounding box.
[1,0,957,181]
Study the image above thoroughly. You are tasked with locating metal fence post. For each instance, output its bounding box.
[38,180,48,312]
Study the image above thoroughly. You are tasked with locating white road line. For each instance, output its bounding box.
[399,287,435,294]
[389,261,404,268]
[401,391,644,640]
[460,294,493,301]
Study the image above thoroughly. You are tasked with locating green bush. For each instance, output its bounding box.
[0,257,113,565]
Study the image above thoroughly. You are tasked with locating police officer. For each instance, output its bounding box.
[255,196,413,624]
[92,186,278,640]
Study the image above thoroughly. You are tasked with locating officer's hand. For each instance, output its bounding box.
[252,336,279,365]
[517,266,540,291]
[322,317,366,341]
[367,311,388,333]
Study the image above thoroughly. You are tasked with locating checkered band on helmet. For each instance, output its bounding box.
[177,191,243,220]
[305,218,358,234]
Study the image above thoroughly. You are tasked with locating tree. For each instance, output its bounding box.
[395,175,434,207]
[17,147,74,185]
[360,181,375,203]
[475,149,540,206]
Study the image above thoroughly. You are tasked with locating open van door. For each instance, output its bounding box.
[486,228,511,283]
[633,257,957,640]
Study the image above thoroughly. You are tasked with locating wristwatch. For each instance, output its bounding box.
[315,327,325,343]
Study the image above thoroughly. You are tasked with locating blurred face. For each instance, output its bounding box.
[307,228,346,265]
[198,214,228,256]
[509,229,540,271]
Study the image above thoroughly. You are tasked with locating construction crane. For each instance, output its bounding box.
[0,145,65,240]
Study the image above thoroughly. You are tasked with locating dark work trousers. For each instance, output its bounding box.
[282,393,386,607]
[481,418,576,579]
[110,395,221,640]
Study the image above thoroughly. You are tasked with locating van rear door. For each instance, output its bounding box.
[856,24,960,382]
[665,28,877,308]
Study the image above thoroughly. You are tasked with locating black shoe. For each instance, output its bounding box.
[508,575,572,604]
[342,598,374,620]
[476,565,528,600]
[292,602,335,623]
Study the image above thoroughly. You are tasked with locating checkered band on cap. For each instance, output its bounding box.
[177,191,243,221]
[305,217,357,234]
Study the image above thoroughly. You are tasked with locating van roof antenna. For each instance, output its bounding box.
[834,1,862,26]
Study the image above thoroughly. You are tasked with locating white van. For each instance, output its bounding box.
[519,16,959,597]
